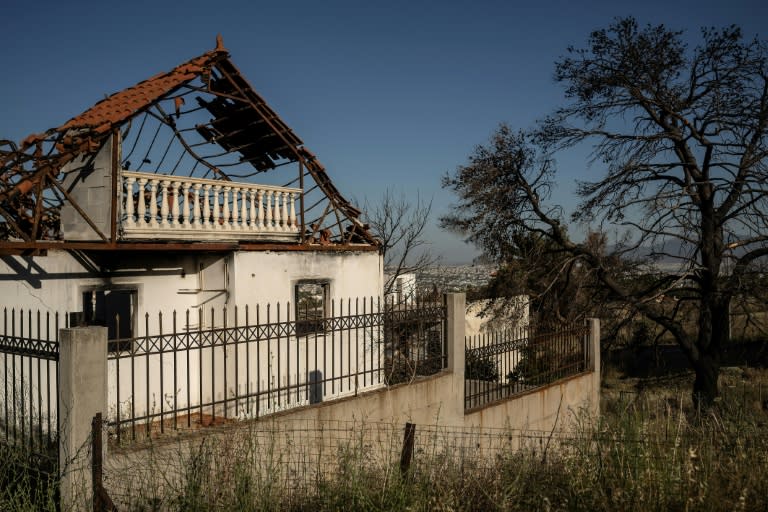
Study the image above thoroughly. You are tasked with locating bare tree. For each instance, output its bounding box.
[443,18,768,406]
[364,189,439,297]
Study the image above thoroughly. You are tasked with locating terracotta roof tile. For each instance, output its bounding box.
[59,50,226,134]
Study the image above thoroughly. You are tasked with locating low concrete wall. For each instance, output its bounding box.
[464,318,601,433]
[265,371,462,426]
[103,366,599,506]
[88,298,601,506]
[464,371,599,432]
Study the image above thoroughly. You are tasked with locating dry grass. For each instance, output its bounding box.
[6,367,768,511]
[100,368,768,511]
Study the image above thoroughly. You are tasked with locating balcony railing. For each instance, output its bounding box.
[120,171,301,241]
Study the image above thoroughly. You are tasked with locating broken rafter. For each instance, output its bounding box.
[152,103,232,181]
[0,204,32,242]
[1,37,376,247]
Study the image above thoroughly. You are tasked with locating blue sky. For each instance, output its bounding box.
[1,0,765,263]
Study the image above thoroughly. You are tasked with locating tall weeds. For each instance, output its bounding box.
[0,444,58,511]
[5,369,768,511]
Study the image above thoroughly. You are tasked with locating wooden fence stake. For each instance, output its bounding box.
[400,422,416,476]
[91,413,117,512]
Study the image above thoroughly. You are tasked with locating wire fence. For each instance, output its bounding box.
[101,417,590,508]
[101,407,768,511]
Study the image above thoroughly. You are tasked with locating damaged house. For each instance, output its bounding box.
[0,37,388,422]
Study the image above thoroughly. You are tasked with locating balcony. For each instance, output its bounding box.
[120,171,302,241]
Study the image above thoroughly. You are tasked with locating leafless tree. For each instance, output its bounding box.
[364,189,439,297]
[443,18,768,406]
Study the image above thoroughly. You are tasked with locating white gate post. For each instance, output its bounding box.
[58,326,108,511]
[445,293,466,418]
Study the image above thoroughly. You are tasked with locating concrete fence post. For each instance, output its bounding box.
[586,318,601,373]
[445,293,466,414]
[586,318,601,417]
[58,326,108,512]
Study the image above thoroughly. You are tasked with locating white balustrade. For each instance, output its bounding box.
[120,171,302,241]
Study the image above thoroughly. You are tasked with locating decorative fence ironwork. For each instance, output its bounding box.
[465,323,590,411]
[0,308,62,467]
[107,296,446,443]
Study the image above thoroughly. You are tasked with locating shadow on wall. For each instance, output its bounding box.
[0,252,196,289]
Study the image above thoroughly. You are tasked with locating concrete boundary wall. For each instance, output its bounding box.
[59,296,600,509]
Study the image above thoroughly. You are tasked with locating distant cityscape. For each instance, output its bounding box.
[416,264,497,293]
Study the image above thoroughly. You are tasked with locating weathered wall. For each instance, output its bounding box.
[102,360,599,508]
[0,250,199,320]
[0,248,382,329]
[261,371,461,426]
[464,372,600,432]
[60,135,115,241]
[1,248,383,431]
[465,296,530,337]
[231,250,383,306]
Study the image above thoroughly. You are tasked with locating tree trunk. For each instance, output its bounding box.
[690,296,729,408]
[691,354,720,409]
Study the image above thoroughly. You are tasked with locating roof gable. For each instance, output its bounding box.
[0,37,375,249]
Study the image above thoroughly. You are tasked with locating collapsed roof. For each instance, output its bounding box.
[0,36,376,249]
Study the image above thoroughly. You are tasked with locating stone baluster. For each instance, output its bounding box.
[170,181,180,226]
[212,185,221,229]
[182,183,191,227]
[137,178,147,227]
[248,190,257,230]
[160,181,170,226]
[240,188,248,230]
[280,191,288,231]
[202,184,210,228]
[222,186,231,230]
[148,179,159,227]
[257,190,264,230]
[289,192,297,231]
[272,190,281,231]
[124,176,136,228]
[230,187,239,230]
[192,183,202,227]
[265,190,273,231]
[231,187,240,230]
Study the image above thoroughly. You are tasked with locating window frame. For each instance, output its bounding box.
[81,286,138,352]
[294,279,330,337]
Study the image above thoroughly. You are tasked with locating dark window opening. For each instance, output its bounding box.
[295,280,329,336]
[82,289,136,352]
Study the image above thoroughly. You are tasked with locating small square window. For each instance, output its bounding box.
[82,288,136,352]
[295,280,329,336]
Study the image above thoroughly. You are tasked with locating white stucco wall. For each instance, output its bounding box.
[0,248,384,429]
[0,249,383,326]
[230,250,383,307]
[465,297,530,337]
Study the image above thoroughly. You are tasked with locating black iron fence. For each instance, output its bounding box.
[107,296,446,443]
[0,308,61,467]
[465,323,590,411]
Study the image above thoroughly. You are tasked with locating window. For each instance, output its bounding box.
[82,288,136,352]
[295,280,329,336]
